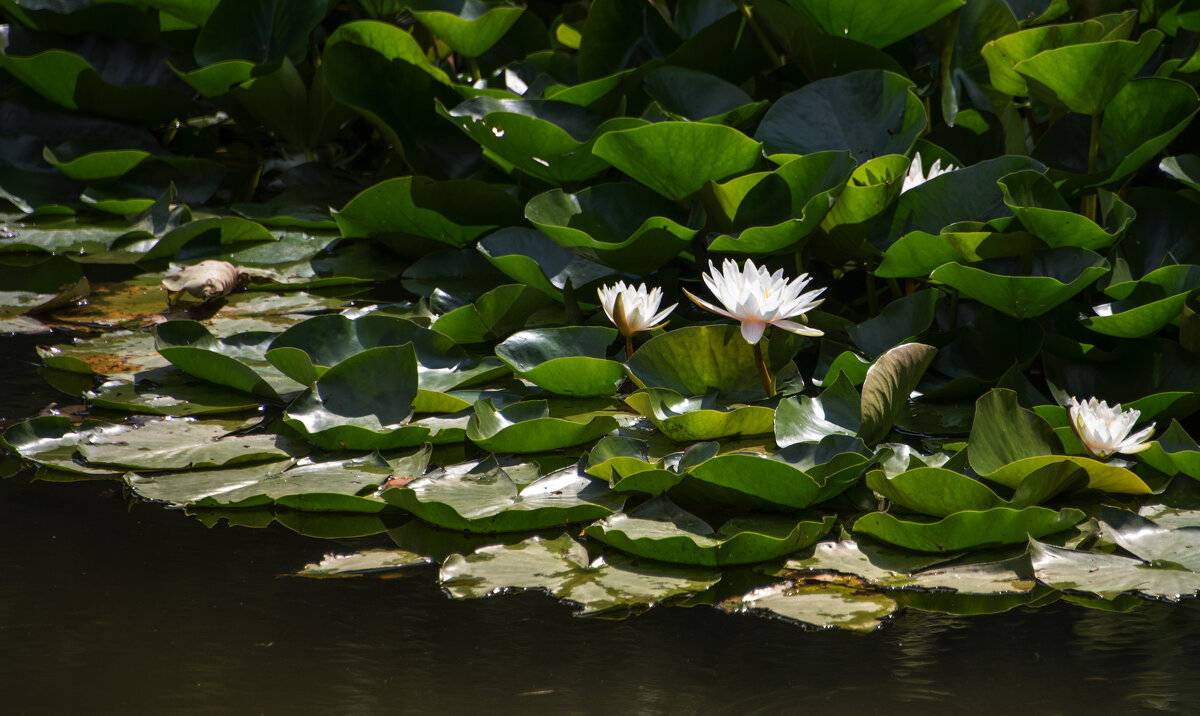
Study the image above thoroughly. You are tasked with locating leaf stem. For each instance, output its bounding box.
[735,0,784,69]
[753,341,775,399]
[626,335,635,359]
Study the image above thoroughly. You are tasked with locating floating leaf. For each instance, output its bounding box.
[524,182,701,272]
[625,324,802,402]
[858,342,937,444]
[383,458,625,532]
[441,534,719,615]
[585,495,835,566]
[756,70,925,163]
[624,389,775,442]
[495,326,625,397]
[1030,538,1200,600]
[465,399,618,453]
[930,247,1110,319]
[732,582,896,632]
[592,122,763,201]
[854,507,1085,552]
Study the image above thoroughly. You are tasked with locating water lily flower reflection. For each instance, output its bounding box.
[1066,396,1156,459]
[900,152,957,194]
[684,259,825,345]
[598,281,676,354]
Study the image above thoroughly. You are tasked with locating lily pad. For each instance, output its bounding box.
[731,582,896,632]
[774,372,861,446]
[592,121,763,201]
[853,506,1085,552]
[625,324,802,402]
[1030,538,1200,600]
[465,399,618,453]
[524,182,701,273]
[333,175,522,251]
[585,495,836,566]
[127,448,431,513]
[78,417,299,471]
[930,247,1110,319]
[755,70,925,163]
[441,95,644,184]
[383,458,625,533]
[477,226,620,301]
[624,389,775,442]
[999,170,1134,250]
[858,342,937,444]
[495,326,625,397]
[440,533,720,616]
[283,345,429,451]
[154,320,304,400]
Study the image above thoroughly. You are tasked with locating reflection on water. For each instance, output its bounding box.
[4,475,1200,715]
[4,338,1200,714]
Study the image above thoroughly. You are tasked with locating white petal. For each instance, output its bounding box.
[683,287,735,319]
[740,320,767,344]
[772,319,824,336]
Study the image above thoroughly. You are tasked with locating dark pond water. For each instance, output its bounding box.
[4,334,1200,715]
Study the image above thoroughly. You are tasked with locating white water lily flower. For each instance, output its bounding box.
[901,152,957,193]
[597,281,677,336]
[1067,396,1156,459]
[683,259,825,344]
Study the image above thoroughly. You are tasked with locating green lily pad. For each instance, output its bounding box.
[407,0,524,58]
[818,154,910,236]
[981,455,1151,494]
[77,416,298,471]
[867,467,1005,518]
[154,321,305,400]
[774,372,861,446]
[1084,264,1200,338]
[858,342,937,444]
[592,121,763,201]
[1100,507,1200,572]
[967,388,1059,474]
[999,170,1134,250]
[624,389,775,442]
[731,582,897,632]
[193,0,327,66]
[524,182,701,272]
[283,345,429,451]
[127,448,431,513]
[847,289,940,359]
[441,96,644,184]
[477,227,620,302]
[783,538,963,584]
[2,416,128,478]
[1139,420,1200,481]
[980,12,1135,96]
[677,435,870,511]
[86,370,261,416]
[298,549,433,577]
[755,70,925,163]
[1033,77,1200,189]
[1012,32,1162,115]
[625,324,802,402]
[430,283,552,344]
[584,436,694,496]
[441,533,720,616]
[266,313,505,393]
[705,151,856,254]
[333,176,522,251]
[930,247,1110,319]
[495,326,625,397]
[383,458,625,532]
[643,65,767,125]
[465,399,619,453]
[789,0,965,49]
[1030,538,1200,600]
[854,506,1085,552]
[585,495,836,566]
